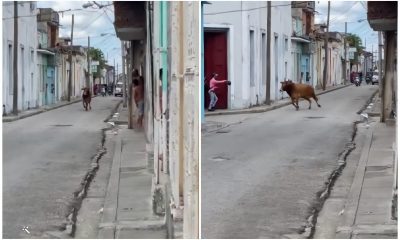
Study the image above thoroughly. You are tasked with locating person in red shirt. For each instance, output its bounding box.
[208,73,231,111]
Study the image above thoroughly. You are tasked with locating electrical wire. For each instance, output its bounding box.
[103,8,114,25]
[2,8,97,20]
[204,1,308,16]
[79,11,106,31]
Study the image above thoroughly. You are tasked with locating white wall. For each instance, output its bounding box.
[204,1,268,109]
[204,1,292,107]
[3,2,38,113]
[270,2,292,101]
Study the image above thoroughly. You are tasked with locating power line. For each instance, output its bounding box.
[79,11,106,31]
[328,2,358,23]
[103,8,114,25]
[204,1,306,16]
[359,1,367,10]
[2,8,97,20]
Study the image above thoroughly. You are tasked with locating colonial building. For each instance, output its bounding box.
[3,2,39,114]
[37,8,59,106]
[202,1,296,109]
[315,30,345,88]
[113,1,199,238]
[291,1,316,87]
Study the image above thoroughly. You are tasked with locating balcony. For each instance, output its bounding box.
[37,8,59,26]
[367,1,397,31]
[292,1,315,12]
[114,1,146,40]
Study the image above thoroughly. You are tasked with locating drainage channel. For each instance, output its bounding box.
[293,121,360,239]
[64,101,122,238]
[64,127,111,237]
[293,91,379,239]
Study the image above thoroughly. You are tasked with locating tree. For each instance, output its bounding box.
[346,33,364,66]
[88,47,106,79]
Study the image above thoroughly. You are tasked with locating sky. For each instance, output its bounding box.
[315,1,379,55]
[36,0,380,71]
[37,1,123,73]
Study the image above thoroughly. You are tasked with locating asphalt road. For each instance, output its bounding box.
[3,96,121,238]
[201,84,378,238]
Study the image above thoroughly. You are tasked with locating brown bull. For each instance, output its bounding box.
[82,87,92,111]
[280,80,321,111]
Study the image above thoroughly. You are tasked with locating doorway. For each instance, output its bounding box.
[204,31,228,109]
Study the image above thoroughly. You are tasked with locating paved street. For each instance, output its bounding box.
[3,96,121,238]
[201,85,378,238]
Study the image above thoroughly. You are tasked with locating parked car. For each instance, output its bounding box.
[372,71,379,85]
[114,82,124,97]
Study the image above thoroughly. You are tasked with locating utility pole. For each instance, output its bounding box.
[322,1,330,91]
[68,14,74,101]
[87,36,90,88]
[128,41,133,129]
[266,1,271,105]
[344,21,347,83]
[122,41,127,107]
[113,58,116,88]
[13,1,18,115]
[122,43,130,108]
[378,31,383,100]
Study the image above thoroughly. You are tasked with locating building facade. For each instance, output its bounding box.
[113,1,199,237]
[3,2,39,114]
[202,1,306,109]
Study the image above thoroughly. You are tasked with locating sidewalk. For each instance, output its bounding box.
[202,83,351,133]
[335,99,397,238]
[3,97,83,122]
[98,105,167,239]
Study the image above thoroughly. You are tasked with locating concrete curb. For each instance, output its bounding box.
[3,98,83,122]
[205,84,351,117]
[97,135,122,239]
[104,100,123,123]
[336,125,374,238]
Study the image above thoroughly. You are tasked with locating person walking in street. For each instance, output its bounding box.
[208,73,231,111]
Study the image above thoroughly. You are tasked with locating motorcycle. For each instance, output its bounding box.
[354,77,361,87]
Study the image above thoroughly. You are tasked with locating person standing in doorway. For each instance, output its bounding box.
[133,77,144,128]
[208,73,231,111]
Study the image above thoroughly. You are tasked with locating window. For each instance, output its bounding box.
[30,2,35,11]
[30,49,34,63]
[21,46,25,90]
[8,44,13,94]
[249,30,255,87]
[285,37,288,51]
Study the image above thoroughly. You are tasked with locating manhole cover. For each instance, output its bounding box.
[51,124,73,127]
[216,129,231,133]
[210,156,230,162]
[304,117,325,119]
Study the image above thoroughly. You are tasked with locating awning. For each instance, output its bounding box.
[291,37,311,43]
[37,49,55,55]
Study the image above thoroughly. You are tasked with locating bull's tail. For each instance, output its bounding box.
[313,92,321,108]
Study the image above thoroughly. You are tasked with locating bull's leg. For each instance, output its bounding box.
[291,97,297,109]
[313,94,321,107]
[304,97,312,109]
[295,97,299,111]
[89,102,91,110]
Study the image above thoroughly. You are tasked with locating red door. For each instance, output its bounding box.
[204,31,228,109]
